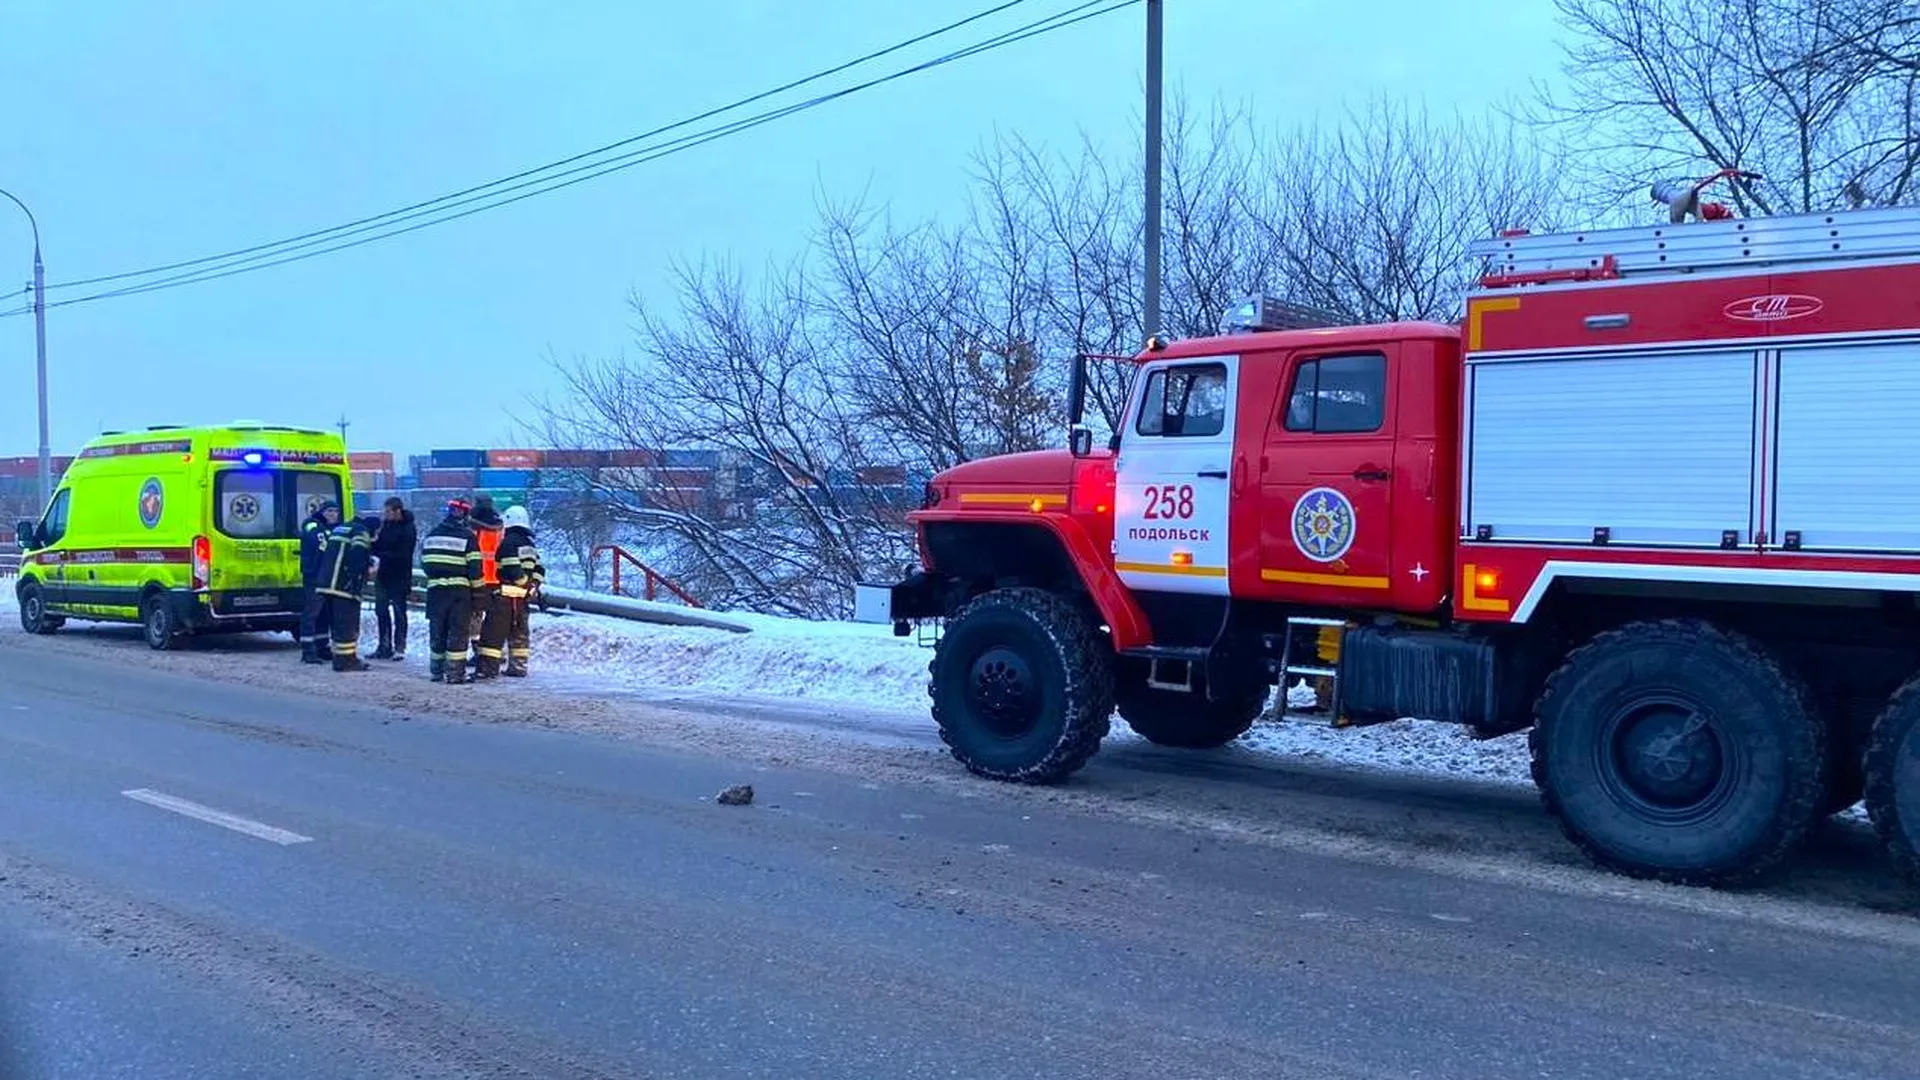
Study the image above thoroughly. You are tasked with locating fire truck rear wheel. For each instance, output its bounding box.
[1864,677,1920,884]
[1530,619,1826,886]
[1115,663,1265,749]
[929,587,1114,784]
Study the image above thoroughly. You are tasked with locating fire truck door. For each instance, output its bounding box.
[1256,348,1398,603]
[1114,355,1238,596]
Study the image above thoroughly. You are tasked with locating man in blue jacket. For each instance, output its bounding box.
[298,500,341,665]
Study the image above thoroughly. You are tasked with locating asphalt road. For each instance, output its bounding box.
[1,644,1918,1079]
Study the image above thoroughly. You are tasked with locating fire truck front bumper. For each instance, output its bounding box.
[852,571,958,635]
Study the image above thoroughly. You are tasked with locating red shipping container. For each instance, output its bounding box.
[349,451,396,473]
[0,457,36,478]
[542,449,605,469]
[653,468,712,488]
[419,467,477,488]
[605,448,660,468]
[487,448,545,468]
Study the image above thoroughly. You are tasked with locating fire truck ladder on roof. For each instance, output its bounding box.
[1470,204,1920,288]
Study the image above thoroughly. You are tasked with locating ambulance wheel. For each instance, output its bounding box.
[929,587,1113,784]
[1530,619,1826,886]
[17,583,61,635]
[141,594,180,651]
[1864,677,1920,884]
[1115,661,1264,749]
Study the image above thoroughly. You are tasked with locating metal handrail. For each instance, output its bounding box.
[590,545,701,607]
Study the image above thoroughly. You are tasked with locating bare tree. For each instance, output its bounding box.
[1536,0,1920,215]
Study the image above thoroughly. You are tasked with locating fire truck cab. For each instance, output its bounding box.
[860,204,1920,888]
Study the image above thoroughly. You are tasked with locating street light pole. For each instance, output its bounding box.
[0,188,50,509]
[1143,0,1164,341]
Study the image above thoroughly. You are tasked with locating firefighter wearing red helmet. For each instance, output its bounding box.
[420,498,483,684]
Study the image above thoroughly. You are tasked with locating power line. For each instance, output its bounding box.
[8,0,1134,316]
[43,0,1037,294]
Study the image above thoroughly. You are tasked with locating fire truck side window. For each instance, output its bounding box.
[1283,353,1387,434]
[1134,363,1228,438]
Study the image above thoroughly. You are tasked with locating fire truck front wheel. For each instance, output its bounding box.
[1865,677,1920,883]
[1530,619,1827,886]
[929,587,1114,784]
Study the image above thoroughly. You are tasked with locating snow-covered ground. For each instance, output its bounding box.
[451,601,1542,788]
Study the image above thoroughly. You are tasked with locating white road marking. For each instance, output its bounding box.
[121,789,313,846]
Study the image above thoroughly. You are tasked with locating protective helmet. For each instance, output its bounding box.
[446,498,471,519]
[502,505,530,529]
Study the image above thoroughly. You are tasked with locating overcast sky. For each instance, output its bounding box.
[0,0,1564,461]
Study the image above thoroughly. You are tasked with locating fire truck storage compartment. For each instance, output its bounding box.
[1774,339,1920,552]
[1336,625,1522,731]
[1463,348,1758,547]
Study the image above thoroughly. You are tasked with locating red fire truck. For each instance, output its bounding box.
[857,203,1920,887]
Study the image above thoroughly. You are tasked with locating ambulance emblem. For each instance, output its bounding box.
[1291,486,1355,563]
[229,493,261,524]
[138,478,164,529]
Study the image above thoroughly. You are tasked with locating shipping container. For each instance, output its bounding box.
[477,467,535,488]
[605,448,659,468]
[487,448,544,468]
[408,454,433,475]
[419,467,477,488]
[351,470,395,492]
[653,467,713,489]
[478,490,526,512]
[398,474,420,490]
[856,465,907,486]
[662,448,721,468]
[597,466,649,490]
[348,451,396,473]
[542,448,607,469]
[429,448,486,469]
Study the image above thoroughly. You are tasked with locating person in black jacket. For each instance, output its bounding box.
[420,500,484,684]
[315,514,377,672]
[298,500,341,665]
[369,497,417,661]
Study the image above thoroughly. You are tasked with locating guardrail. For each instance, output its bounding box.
[590,545,701,607]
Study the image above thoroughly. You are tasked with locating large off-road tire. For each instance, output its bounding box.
[1530,619,1827,886]
[929,587,1114,784]
[1115,661,1265,749]
[17,582,61,635]
[1865,677,1920,884]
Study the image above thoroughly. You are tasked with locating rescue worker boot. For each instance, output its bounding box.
[444,663,470,685]
[429,657,445,682]
[333,655,370,673]
[504,661,528,678]
[301,640,324,665]
[372,642,395,661]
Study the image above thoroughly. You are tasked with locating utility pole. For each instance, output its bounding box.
[1143,0,1164,341]
[0,188,50,509]
[335,413,351,444]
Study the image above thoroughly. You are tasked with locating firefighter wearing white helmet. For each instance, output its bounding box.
[489,504,545,678]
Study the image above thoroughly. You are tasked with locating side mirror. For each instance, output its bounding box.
[14,520,35,550]
[1107,432,1122,453]
[1068,424,1093,458]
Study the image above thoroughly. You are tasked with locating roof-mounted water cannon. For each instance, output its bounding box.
[1221,295,1348,335]
[1651,168,1764,223]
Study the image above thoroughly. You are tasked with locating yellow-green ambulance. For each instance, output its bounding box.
[12,422,356,649]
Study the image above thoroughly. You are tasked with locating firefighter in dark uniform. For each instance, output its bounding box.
[315,514,376,672]
[298,500,341,665]
[467,500,506,679]
[420,499,484,684]
[494,505,545,677]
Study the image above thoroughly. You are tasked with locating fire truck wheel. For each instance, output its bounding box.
[1115,664,1264,749]
[929,587,1114,784]
[1864,677,1920,884]
[1530,619,1826,886]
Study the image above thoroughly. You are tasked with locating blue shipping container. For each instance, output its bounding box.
[662,448,721,468]
[477,467,534,488]
[398,475,420,490]
[431,448,486,469]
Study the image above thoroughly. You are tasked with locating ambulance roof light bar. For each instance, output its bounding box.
[1221,295,1350,335]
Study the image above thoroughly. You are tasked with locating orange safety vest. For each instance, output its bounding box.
[476,525,502,585]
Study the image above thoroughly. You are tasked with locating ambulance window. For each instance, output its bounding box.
[216,471,279,539]
[1283,353,1387,434]
[1135,363,1228,437]
[293,471,342,524]
[40,489,70,545]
